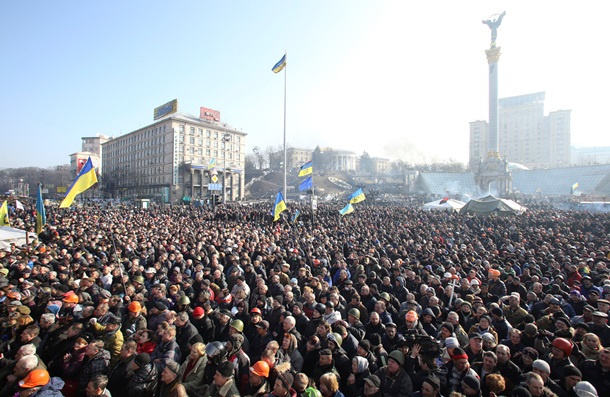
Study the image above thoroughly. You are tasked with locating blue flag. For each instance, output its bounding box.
[299,176,313,191]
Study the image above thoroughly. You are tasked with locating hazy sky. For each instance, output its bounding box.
[1,1,607,168]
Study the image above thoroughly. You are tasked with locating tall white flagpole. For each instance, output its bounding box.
[283,52,287,201]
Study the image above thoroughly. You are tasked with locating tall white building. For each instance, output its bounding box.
[469,92,571,169]
[101,107,246,203]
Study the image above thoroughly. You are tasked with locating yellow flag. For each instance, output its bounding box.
[0,201,9,227]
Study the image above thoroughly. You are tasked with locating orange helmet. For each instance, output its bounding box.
[250,361,270,378]
[128,301,142,313]
[19,369,50,388]
[63,292,79,304]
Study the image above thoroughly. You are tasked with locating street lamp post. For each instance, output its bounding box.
[222,133,231,204]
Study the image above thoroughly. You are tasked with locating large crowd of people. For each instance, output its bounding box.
[2,201,610,397]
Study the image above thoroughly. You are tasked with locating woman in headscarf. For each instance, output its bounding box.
[346,356,370,397]
[280,333,303,372]
[580,333,603,361]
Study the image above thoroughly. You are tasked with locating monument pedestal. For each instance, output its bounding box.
[475,151,512,196]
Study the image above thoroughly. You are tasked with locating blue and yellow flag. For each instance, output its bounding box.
[298,161,312,177]
[348,188,366,204]
[0,201,9,227]
[36,184,46,235]
[273,192,287,222]
[272,54,287,74]
[208,158,216,170]
[60,157,98,208]
[292,209,301,223]
[299,176,313,191]
[572,182,579,190]
[339,203,355,216]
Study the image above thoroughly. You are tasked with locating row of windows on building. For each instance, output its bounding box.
[179,125,241,144]
[177,135,241,152]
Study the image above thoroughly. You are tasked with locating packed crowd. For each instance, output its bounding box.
[2,202,610,397]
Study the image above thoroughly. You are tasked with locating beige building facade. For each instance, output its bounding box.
[101,112,246,203]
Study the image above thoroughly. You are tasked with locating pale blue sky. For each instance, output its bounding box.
[1,1,607,168]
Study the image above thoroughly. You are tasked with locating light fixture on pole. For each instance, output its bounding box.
[222,133,231,204]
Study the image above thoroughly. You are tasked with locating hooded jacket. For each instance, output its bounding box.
[35,377,65,397]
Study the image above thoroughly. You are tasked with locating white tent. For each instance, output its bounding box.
[0,226,37,250]
[423,198,466,212]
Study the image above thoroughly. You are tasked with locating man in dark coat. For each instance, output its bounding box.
[107,340,137,397]
[174,312,199,360]
[375,350,413,397]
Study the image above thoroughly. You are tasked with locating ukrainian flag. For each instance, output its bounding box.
[208,158,216,170]
[339,203,354,216]
[348,188,366,204]
[60,158,98,208]
[36,183,46,235]
[572,182,579,190]
[272,54,287,74]
[0,201,9,227]
[273,192,287,222]
[292,209,300,223]
[298,161,313,177]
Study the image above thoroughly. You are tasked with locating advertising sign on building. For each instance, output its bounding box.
[77,158,87,173]
[200,107,220,122]
[154,99,178,120]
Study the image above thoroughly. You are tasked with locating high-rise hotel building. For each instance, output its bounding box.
[469,92,571,169]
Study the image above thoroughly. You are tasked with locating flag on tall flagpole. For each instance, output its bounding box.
[272,54,287,73]
[572,182,579,190]
[339,203,355,216]
[36,183,46,235]
[208,158,216,169]
[298,161,312,177]
[60,157,98,208]
[299,176,313,191]
[348,188,366,204]
[292,209,300,223]
[0,201,9,226]
[272,192,287,222]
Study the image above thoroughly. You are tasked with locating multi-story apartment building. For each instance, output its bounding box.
[101,104,246,203]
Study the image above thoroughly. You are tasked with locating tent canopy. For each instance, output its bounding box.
[0,226,37,250]
[459,195,527,216]
[423,198,465,212]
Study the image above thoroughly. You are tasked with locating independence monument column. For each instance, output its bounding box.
[475,11,512,196]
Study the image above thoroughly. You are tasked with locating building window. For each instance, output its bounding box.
[206,130,211,138]
[190,137,195,144]
[214,131,218,139]
[190,127,195,135]
[179,125,185,133]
